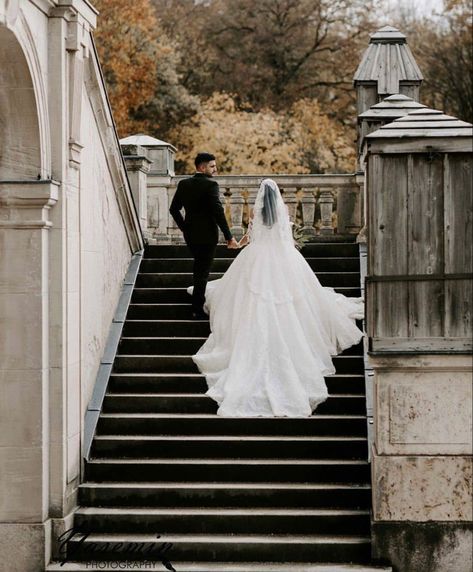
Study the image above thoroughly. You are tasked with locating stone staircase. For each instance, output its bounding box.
[48,241,392,572]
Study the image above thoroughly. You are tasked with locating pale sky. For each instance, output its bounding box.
[381,0,445,18]
[406,0,443,13]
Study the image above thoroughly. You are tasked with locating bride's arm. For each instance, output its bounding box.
[238,209,254,248]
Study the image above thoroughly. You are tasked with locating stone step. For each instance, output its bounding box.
[140,257,360,273]
[84,458,370,483]
[64,534,373,564]
[48,560,392,572]
[96,413,368,437]
[131,286,363,303]
[90,435,368,459]
[113,354,364,374]
[108,373,366,395]
[73,507,371,535]
[117,336,363,357]
[135,272,361,288]
[101,393,366,415]
[78,482,372,509]
[144,243,359,258]
[123,320,211,337]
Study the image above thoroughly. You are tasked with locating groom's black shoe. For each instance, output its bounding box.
[191,308,209,320]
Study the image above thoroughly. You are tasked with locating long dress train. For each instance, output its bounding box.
[188,179,364,417]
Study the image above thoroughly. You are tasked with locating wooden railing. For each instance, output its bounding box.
[147,173,364,243]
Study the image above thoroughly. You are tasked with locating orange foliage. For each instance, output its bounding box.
[172,93,355,175]
[94,0,162,135]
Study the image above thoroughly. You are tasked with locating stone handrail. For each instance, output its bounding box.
[146,173,364,243]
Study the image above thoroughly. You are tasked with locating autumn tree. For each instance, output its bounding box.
[94,0,197,138]
[154,0,376,117]
[419,0,472,122]
[378,0,472,122]
[94,0,468,176]
[287,99,356,173]
[171,93,304,174]
[172,93,355,175]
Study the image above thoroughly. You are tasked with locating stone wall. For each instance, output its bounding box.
[0,1,143,570]
[79,90,132,422]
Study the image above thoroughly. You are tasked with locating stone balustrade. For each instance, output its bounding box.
[148,173,364,243]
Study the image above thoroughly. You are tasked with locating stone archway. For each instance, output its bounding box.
[0,22,42,179]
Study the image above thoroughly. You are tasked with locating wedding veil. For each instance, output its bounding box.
[250,178,293,243]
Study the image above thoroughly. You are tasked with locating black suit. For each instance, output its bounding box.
[169,173,232,313]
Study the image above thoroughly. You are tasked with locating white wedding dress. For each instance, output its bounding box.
[188,179,364,417]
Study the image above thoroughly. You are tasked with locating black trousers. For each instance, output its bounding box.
[187,243,217,312]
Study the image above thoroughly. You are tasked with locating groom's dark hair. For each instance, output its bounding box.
[195,152,215,168]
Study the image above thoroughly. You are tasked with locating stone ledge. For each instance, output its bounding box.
[0,179,59,206]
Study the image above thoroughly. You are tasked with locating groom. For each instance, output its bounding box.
[169,152,238,319]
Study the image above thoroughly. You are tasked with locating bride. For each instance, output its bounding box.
[188,178,364,417]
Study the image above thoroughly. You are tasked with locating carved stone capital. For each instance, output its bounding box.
[66,14,90,56]
[50,0,97,30]
[0,180,59,228]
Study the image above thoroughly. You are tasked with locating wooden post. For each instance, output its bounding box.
[364,107,473,571]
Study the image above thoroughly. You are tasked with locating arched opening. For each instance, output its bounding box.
[0,24,42,180]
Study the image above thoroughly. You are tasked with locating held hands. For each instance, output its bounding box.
[238,234,249,248]
[226,235,250,249]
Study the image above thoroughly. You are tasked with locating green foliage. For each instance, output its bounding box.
[292,224,313,250]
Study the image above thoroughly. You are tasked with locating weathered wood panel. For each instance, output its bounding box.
[365,105,472,353]
[368,137,471,155]
[356,84,378,115]
[444,153,473,337]
[399,83,420,101]
[369,154,409,338]
[371,336,472,353]
[370,128,473,138]
[407,154,445,337]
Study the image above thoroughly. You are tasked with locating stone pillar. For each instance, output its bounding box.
[0,180,58,571]
[121,143,152,238]
[47,2,100,562]
[336,182,362,235]
[120,135,176,243]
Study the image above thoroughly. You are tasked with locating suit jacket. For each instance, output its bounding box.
[169,173,233,245]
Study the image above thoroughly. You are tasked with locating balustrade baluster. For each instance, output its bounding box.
[318,188,335,235]
[229,188,245,239]
[247,188,258,226]
[282,187,298,223]
[301,190,316,236]
[156,176,362,243]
